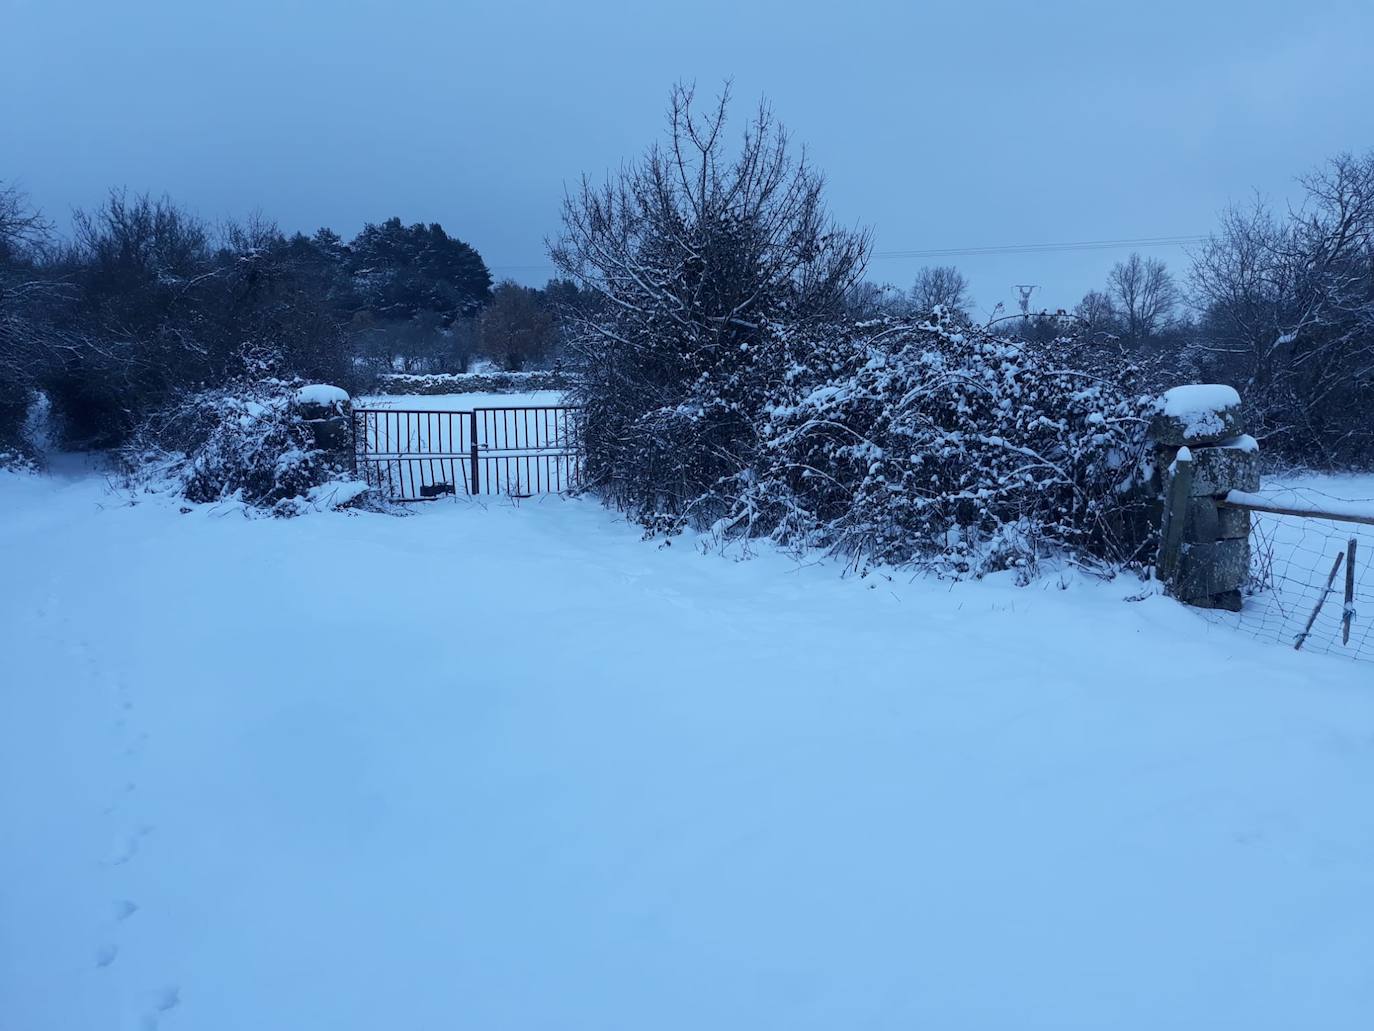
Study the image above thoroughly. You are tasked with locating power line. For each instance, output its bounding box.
[872,234,1206,261]
[489,234,1208,276]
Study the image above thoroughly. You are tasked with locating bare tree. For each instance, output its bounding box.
[910,265,972,318]
[479,281,556,371]
[1191,151,1374,464]
[72,189,211,283]
[0,183,50,262]
[0,184,56,456]
[1073,288,1118,333]
[1107,252,1179,346]
[550,82,869,522]
[221,210,285,255]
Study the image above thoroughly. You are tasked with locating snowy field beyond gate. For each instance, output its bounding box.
[3,466,1373,1030]
[358,389,564,411]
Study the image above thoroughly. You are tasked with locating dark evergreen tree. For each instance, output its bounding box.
[348,218,491,325]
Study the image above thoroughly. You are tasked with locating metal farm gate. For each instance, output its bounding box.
[353,405,583,500]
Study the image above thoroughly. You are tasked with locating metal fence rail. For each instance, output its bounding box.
[353,405,582,501]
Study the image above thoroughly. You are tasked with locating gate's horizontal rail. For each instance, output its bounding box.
[354,407,472,415]
[363,450,471,457]
[473,405,576,412]
[1223,490,1374,527]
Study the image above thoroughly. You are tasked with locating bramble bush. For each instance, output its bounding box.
[122,375,332,513]
[735,314,1159,575]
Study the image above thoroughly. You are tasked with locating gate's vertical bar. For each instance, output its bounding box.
[427,412,436,489]
[1344,537,1358,646]
[469,409,480,495]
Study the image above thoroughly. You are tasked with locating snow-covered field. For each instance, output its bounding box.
[3,464,1373,1030]
[358,390,564,411]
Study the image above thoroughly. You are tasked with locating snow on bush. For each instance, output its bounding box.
[0,384,35,469]
[181,391,321,508]
[588,314,1159,577]
[123,378,351,514]
[0,391,54,472]
[553,87,1160,575]
[737,316,1158,575]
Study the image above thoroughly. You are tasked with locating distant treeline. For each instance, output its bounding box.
[844,152,1374,469]
[3,136,1372,472]
[0,190,580,452]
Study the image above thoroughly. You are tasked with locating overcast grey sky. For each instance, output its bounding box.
[5,0,1373,316]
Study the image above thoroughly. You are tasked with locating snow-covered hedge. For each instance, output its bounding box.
[741,318,1157,574]
[586,314,1159,576]
[123,379,354,514]
[182,391,322,507]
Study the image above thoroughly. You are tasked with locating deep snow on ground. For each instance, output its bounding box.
[3,466,1374,1030]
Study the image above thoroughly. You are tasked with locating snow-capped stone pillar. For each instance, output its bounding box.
[1153,385,1258,611]
[293,384,352,465]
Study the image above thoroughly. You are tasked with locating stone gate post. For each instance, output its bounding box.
[1152,385,1259,611]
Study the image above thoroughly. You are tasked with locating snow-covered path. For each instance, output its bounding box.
[3,468,1373,1030]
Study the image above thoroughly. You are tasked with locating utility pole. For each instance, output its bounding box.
[1014,284,1038,317]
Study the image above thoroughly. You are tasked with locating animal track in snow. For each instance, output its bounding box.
[106,825,154,866]
[115,899,139,921]
[104,782,136,816]
[137,986,181,1030]
[95,943,119,968]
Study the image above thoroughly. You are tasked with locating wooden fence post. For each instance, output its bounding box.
[1157,451,1194,584]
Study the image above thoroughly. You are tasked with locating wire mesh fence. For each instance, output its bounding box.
[1226,483,1373,662]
